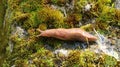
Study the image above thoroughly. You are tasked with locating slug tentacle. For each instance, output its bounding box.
[36,29,44,37]
[36,29,43,33]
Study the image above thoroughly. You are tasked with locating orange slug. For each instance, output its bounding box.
[37,28,97,42]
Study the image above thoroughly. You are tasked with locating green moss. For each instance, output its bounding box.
[2,0,120,66]
[14,59,28,67]
[12,11,29,23]
[64,50,97,67]
[63,50,117,67]
[80,24,93,31]
[76,0,88,9]
[20,0,42,13]
[64,50,81,67]
[30,47,54,67]
[66,13,82,27]
[36,7,65,28]
[38,23,47,30]
[51,0,58,4]
[0,0,9,66]
[103,54,117,66]
[0,0,6,26]
[51,0,68,6]
[23,12,37,29]
[114,9,120,26]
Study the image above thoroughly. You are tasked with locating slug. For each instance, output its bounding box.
[37,28,97,42]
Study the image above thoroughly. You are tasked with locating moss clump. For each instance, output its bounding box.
[12,12,29,23]
[20,0,40,13]
[8,0,22,11]
[30,47,54,67]
[102,54,117,67]
[63,50,117,67]
[23,12,37,29]
[38,23,47,30]
[36,6,65,28]
[63,50,82,67]
[63,50,97,67]
[80,24,93,31]
[51,0,69,6]
[114,9,120,26]
[66,13,82,27]
[7,0,44,29]
[14,59,28,67]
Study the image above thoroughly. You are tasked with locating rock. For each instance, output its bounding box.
[115,0,120,9]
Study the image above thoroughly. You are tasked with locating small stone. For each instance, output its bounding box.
[84,4,91,11]
[54,49,69,57]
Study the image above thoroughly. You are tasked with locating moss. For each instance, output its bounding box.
[7,0,44,29]
[38,23,47,30]
[64,50,81,67]
[51,0,58,4]
[8,0,21,10]
[0,0,9,66]
[36,6,65,28]
[66,13,82,27]
[103,54,117,66]
[0,0,6,26]
[23,12,37,29]
[19,6,65,29]
[30,47,54,67]
[12,11,29,23]
[63,50,117,67]
[20,0,42,13]
[80,24,93,31]
[14,59,28,67]
[114,9,120,26]
[2,0,120,66]
[51,0,68,6]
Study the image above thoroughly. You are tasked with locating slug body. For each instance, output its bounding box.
[38,28,97,42]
